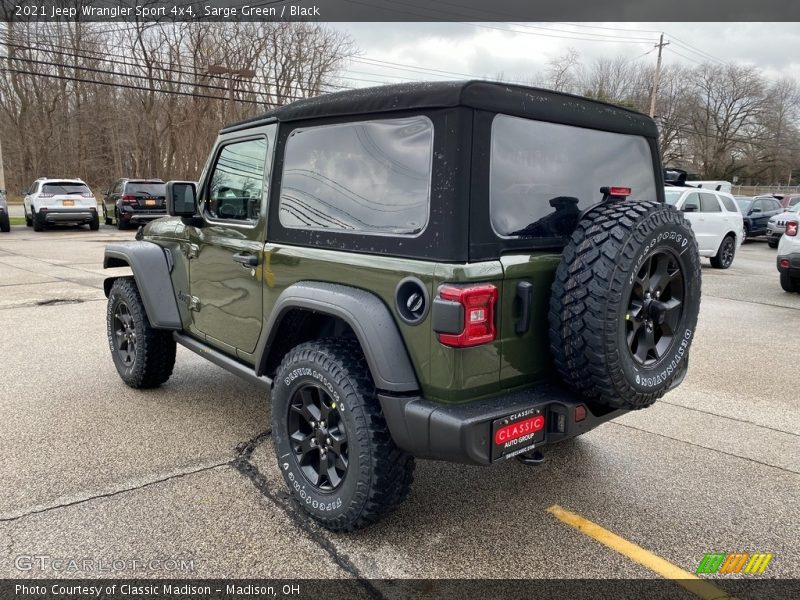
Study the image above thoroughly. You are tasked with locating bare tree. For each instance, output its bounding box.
[0,21,356,194]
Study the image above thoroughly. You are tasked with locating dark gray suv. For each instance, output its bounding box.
[102,179,166,230]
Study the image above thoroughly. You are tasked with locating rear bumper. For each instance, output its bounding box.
[777,253,800,277]
[379,383,625,466]
[41,208,96,223]
[119,207,166,223]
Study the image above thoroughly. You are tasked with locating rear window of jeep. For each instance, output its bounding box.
[278,116,433,235]
[490,114,657,238]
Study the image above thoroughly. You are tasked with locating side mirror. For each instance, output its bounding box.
[166,181,198,217]
[750,208,761,214]
[683,205,698,213]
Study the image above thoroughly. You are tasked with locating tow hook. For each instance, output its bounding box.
[516,448,545,466]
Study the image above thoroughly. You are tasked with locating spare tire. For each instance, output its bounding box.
[548,200,701,410]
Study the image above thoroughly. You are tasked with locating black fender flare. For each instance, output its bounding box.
[257,282,419,394]
[103,241,182,330]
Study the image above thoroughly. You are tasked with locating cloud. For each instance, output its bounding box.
[332,22,800,86]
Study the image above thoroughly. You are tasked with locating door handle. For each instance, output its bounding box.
[232,252,259,267]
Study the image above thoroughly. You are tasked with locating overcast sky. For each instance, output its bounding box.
[331,22,800,87]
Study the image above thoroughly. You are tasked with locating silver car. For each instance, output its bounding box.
[0,189,9,233]
[767,203,800,248]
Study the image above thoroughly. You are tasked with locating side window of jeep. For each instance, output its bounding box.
[206,137,268,222]
[278,117,434,235]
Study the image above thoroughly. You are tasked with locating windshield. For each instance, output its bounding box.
[42,182,90,195]
[735,198,752,212]
[490,115,657,240]
[125,182,165,196]
[664,190,683,205]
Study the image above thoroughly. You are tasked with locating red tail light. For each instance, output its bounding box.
[121,195,137,204]
[787,221,798,237]
[780,259,790,269]
[609,186,632,197]
[437,284,498,347]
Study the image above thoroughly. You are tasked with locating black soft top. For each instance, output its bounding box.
[221,80,658,138]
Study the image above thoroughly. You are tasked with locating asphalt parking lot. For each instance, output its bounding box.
[0,221,798,590]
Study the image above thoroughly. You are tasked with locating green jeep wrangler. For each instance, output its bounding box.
[103,81,701,531]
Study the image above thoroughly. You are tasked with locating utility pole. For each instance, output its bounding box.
[0,138,5,193]
[205,65,257,120]
[0,22,6,192]
[648,33,670,118]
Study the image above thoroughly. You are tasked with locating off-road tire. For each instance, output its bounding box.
[710,234,736,269]
[780,271,799,293]
[106,277,176,388]
[549,200,701,410]
[271,338,415,531]
[89,213,100,231]
[0,212,9,233]
[33,211,46,231]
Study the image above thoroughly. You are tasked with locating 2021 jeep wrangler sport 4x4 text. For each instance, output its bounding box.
[103,81,701,531]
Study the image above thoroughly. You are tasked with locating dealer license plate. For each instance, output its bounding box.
[491,408,546,461]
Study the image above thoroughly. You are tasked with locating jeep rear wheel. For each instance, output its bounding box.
[107,278,176,388]
[549,200,701,410]
[271,339,414,531]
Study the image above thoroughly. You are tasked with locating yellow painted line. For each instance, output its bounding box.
[547,504,737,600]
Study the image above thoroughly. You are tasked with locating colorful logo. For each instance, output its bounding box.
[696,552,773,575]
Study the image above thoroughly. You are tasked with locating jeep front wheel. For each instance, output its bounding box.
[549,200,701,410]
[271,339,414,531]
[107,278,176,388]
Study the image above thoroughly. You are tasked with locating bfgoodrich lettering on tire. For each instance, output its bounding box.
[549,200,701,409]
[271,339,414,531]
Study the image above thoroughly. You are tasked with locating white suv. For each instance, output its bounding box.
[777,218,800,292]
[23,178,99,232]
[664,186,744,269]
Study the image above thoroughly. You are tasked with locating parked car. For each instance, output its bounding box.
[734,196,783,241]
[766,203,800,248]
[776,218,800,292]
[102,81,702,531]
[23,178,99,231]
[102,178,166,230]
[0,189,9,232]
[665,187,743,268]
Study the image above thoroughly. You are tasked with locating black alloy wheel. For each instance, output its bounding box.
[288,384,349,491]
[112,301,137,368]
[625,249,685,367]
[720,237,735,267]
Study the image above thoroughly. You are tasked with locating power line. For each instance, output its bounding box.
[0,67,266,103]
[4,55,332,103]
